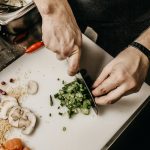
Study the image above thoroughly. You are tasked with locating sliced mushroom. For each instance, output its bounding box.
[27,80,39,95]
[8,106,21,127]
[0,96,17,103]
[19,109,36,135]
[0,97,18,120]
[21,108,30,120]
[18,118,31,128]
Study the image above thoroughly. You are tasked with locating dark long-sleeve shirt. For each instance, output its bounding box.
[69,0,150,56]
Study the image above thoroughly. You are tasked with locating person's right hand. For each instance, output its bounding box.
[35,0,82,76]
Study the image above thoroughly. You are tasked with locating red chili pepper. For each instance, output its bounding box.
[26,41,44,53]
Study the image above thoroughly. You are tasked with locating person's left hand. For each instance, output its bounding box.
[92,46,149,105]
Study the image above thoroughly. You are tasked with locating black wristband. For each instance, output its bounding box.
[130,42,150,61]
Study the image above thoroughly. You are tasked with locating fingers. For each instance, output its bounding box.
[92,74,120,97]
[67,45,80,76]
[92,67,111,88]
[56,54,65,60]
[95,84,126,105]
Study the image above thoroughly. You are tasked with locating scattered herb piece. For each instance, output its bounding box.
[49,95,53,106]
[57,78,60,81]
[49,113,52,117]
[54,78,92,118]
[63,127,67,132]
[62,80,65,84]
[58,112,63,116]
[58,106,60,109]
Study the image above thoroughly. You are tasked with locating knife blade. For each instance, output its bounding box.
[76,72,99,115]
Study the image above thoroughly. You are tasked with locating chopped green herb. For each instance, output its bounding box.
[49,113,52,117]
[57,78,60,81]
[49,95,53,106]
[58,106,60,109]
[54,78,92,118]
[63,127,67,131]
[62,80,65,84]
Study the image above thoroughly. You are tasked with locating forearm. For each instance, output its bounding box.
[33,0,67,16]
[135,27,150,51]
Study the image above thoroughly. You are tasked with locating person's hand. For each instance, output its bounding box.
[92,47,149,105]
[39,0,82,76]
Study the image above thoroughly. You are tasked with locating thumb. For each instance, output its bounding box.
[68,45,81,76]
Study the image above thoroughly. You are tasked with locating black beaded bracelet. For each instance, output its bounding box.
[130,42,150,61]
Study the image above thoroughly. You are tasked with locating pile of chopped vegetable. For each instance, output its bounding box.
[54,78,92,118]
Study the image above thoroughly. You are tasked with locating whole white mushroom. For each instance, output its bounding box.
[27,80,39,95]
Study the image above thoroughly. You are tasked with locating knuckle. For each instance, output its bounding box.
[93,87,107,96]
[100,88,108,95]
[56,55,65,60]
[62,49,70,57]
[130,78,138,89]
[116,71,126,82]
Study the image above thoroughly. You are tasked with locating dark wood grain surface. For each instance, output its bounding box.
[0,36,24,71]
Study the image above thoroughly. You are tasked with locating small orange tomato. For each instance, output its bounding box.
[4,138,23,150]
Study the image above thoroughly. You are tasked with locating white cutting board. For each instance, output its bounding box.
[0,35,150,150]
